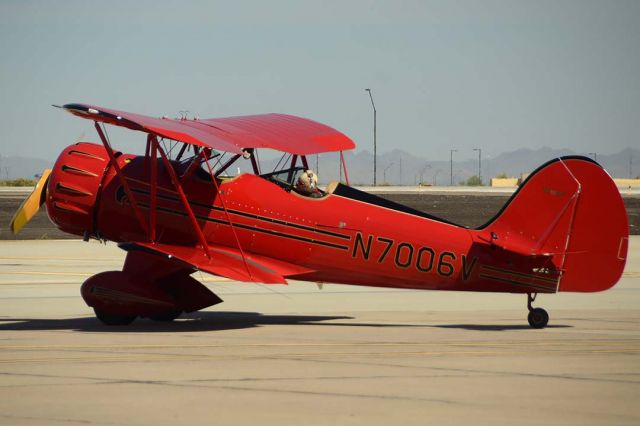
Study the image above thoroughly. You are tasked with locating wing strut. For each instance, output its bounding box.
[180,149,207,183]
[340,151,350,185]
[202,150,254,280]
[152,136,212,259]
[94,122,149,237]
[148,134,158,243]
[215,154,242,177]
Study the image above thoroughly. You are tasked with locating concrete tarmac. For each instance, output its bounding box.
[0,238,639,425]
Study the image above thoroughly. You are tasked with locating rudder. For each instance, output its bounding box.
[476,156,628,293]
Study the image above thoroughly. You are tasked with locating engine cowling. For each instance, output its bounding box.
[46,142,111,238]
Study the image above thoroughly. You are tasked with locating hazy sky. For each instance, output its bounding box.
[0,0,638,162]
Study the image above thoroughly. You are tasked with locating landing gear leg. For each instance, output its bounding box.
[527,293,549,329]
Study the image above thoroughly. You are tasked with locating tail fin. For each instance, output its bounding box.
[476,156,628,292]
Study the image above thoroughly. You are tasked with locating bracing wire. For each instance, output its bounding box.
[272,153,290,173]
[254,149,262,174]
[167,140,179,159]
[101,123,111,147]
[212,151,225,171]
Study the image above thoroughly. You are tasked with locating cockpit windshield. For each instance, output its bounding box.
[167,140,329,197]
[260,167,306,189]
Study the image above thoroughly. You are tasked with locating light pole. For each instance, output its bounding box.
[383,162,394,184]
[419,164,431,185]
[365,89,377,186]
[433,169,441,186]
[473,148,482,185]
[589,152,597,162]
[449,149,457,186]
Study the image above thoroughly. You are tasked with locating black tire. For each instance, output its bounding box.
[527,308,549,329]
[150,310,182,322]
[94,308,136,326]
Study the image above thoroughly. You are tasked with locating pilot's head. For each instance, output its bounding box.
[295,169,318,194]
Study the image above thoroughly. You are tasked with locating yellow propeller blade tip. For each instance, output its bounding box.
[9,169,52,235]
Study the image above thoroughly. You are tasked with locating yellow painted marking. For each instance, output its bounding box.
[1,348,639,364]
[278,348,640,358]
[2,340,639,350]
[1,271,94,277]
[0,271,228,283]
[0,256,122,261]
[0,355,189,364]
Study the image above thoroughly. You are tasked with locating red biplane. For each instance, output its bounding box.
[11,103,629,328]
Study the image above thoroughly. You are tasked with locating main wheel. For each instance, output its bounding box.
[94,308,136,326]
[527,308,549,329]
[150,310,182,322]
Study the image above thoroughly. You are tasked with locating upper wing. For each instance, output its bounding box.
[119,241,315,285]
[62,103,355,155]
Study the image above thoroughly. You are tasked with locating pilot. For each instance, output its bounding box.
[295,169,322,198]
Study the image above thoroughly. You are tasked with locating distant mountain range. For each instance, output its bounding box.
[287,147,640,185]
[2,147,638,186]
[0,155,52,181]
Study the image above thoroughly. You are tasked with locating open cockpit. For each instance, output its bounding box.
[167,141,333,198]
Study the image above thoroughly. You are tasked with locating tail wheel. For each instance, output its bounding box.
[526,293,549,329]
[527,307,549,329]
[94,308,136,326]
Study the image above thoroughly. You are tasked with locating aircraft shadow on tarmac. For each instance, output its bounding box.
[0,312,354,333]
[0,311,572,332]
[433,324,572,331]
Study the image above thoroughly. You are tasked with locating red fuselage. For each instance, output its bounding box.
[46,142,627,295]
